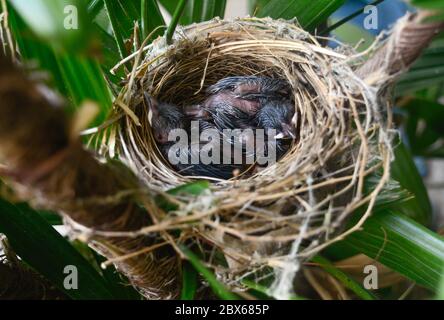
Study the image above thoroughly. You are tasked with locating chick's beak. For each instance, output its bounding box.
[275,123,296,140]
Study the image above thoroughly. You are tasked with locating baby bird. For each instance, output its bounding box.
[203,90,259,118]
[163,120,248,180]
[255,99,296,140]
[207,76,292,111]
[203,76,293,130]
[144,93,188,144]
[255,99,297,159]
[145,93,189,144]
[146,75,297,179]
[172,148,247,180]
[204,100,254,131]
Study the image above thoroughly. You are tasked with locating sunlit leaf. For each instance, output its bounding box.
[338,210,444,291]
[9,0,94,52]
[8,2,112,124]
[391,141,433,225]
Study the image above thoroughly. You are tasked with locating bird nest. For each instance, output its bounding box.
[105,17,393,297]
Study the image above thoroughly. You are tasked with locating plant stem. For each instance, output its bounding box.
[166,0,189,44]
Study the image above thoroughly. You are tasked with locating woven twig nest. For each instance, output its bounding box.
[106,17,393,297]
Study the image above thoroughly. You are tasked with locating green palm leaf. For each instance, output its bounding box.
[256,0,345,31]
